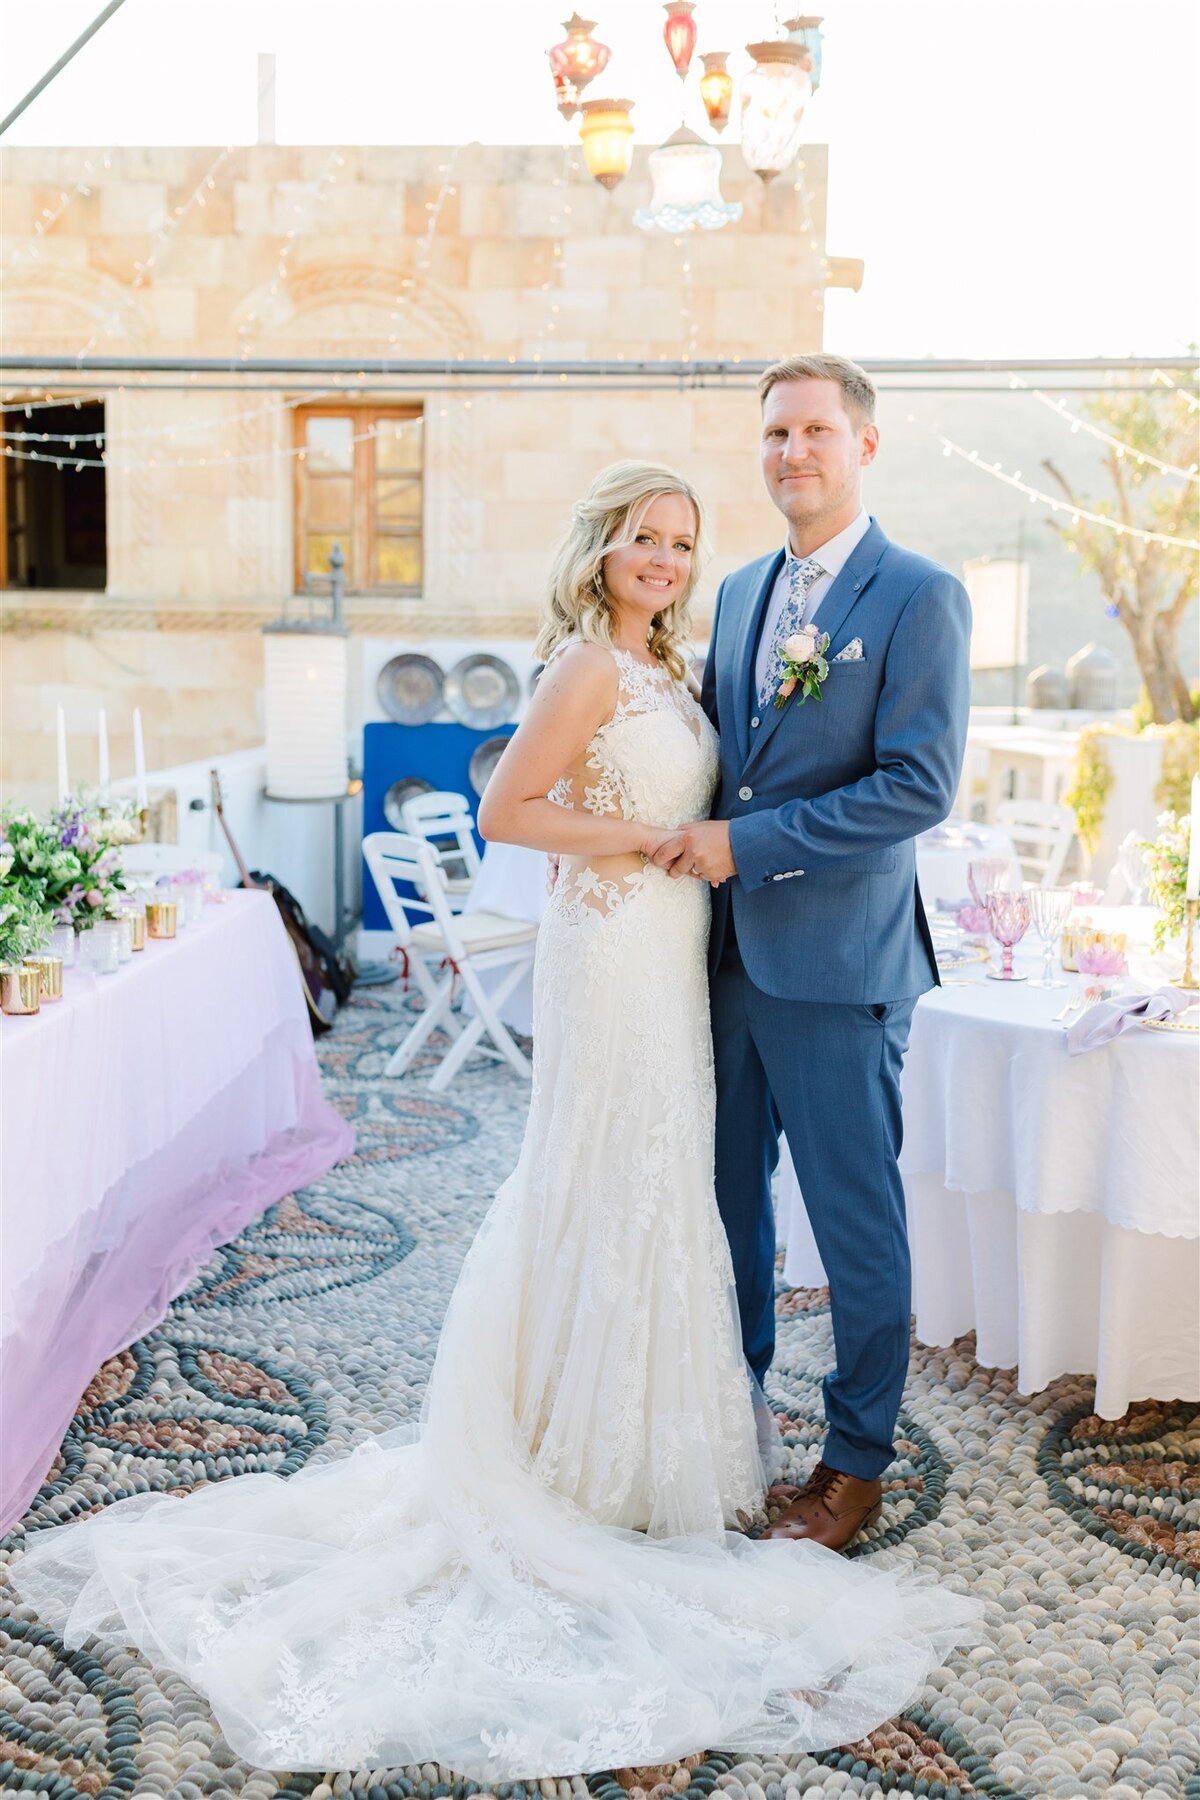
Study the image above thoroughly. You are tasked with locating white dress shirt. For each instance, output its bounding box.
[752,506,871,704]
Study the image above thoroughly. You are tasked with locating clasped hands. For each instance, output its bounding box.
[643,820,736,887]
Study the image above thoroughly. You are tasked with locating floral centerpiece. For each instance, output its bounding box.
[0,885,55,969]
[1140,810,1191,952]
[0,800,130,931]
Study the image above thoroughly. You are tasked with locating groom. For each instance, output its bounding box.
[655,353,971,1551]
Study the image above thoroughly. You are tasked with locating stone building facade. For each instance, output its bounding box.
[1,141,859,800]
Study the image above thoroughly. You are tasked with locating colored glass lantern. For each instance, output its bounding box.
[547,13,611,98]
[578,97,636,190]
[698,51,734,132]
[662,2,698,80]
[783,14,824,90]
[739,38,813,182]
[634,127,741,232]
[551,71,581,120]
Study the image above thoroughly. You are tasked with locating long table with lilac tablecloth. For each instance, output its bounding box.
[777,921,1200,1417]
[0,889,354,1531]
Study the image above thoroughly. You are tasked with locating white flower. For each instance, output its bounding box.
[782,626,819,663]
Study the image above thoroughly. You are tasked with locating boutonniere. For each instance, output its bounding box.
[774,625,831,708]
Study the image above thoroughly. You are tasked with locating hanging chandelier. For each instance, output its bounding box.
[543,7,826,210]
[634,127,741,232]
[739,37,813,182]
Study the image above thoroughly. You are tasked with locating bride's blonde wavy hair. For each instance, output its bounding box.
[536,461,710,682]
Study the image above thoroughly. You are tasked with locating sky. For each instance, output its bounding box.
[1,0,1197,358]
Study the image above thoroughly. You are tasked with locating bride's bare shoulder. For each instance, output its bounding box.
[537,639,619,702]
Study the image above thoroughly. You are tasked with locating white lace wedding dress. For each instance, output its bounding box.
[12,646,978,1779]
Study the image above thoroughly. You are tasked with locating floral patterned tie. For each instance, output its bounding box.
[757,555,824,711]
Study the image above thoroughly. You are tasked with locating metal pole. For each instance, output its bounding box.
[0,0,128,139]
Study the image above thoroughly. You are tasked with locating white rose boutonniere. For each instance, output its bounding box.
[775,623,831,708]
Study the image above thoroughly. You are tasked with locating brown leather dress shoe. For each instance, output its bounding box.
[758,1461,883,1551]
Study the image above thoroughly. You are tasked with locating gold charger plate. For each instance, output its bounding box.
[936,941,991,970]
[1140,1012,1200,1034]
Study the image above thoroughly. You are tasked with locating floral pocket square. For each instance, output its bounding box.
[832,638,864,663]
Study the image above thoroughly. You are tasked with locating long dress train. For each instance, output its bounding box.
[11,645,979,1778]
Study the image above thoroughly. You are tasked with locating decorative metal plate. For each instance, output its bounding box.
[468,736,511,797]
[444,654,520,729]
[376,653,445,726]
[382,776,433,830]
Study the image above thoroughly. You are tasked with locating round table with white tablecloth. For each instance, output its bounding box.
[776,918,1199,1417]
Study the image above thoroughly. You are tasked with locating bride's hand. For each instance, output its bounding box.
[639,826,686,866]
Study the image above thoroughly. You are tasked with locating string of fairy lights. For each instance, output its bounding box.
[1,131,1196,557]
[1007,376,1200,484]
[938,438,1200,551]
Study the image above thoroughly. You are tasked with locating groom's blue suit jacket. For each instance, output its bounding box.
[702,517,972,1004]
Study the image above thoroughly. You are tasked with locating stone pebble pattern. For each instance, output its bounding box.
[1,985,1197,1800]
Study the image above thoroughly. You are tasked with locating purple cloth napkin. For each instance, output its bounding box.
[1066,986,1196,1054]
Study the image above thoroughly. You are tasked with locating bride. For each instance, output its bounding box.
[12,462,978,1779]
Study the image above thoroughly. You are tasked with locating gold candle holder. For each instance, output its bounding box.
[145,900,177,939]
[128,910,146,951]
[1,963,42,1015]
[1181,898,1198,991]
[23,954,63,1000]
[143,900,177,943]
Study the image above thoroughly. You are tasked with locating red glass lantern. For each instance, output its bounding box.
[547,13,611,99]
[699,50,734,132]
[662,2,698,81]
[551,71,581,120]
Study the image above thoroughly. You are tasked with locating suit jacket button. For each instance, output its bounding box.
[750,715,761,728]
[738,785,753,801]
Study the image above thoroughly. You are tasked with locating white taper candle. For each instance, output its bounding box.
[56,706,69,806]
[132,707,148,810]
[1186,774,1200,901]
[97,708,110,797]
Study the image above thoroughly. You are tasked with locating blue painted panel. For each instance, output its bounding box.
[360,721,516,930]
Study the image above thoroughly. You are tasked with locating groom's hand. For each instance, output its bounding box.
[652,821,736,885]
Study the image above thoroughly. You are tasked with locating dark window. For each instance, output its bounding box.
[1,401,107,590]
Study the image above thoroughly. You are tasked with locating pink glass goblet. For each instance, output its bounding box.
[968,857,1017,908]
[985,889,1031,981]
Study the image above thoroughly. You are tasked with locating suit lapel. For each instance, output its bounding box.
[728,550,784,765]
[743,520,890,774]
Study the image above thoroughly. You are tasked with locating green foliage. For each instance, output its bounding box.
[1043,375,1200,724]
[1140,810,1192,951]
[1063,726,1114,856]
[0,885,55,967]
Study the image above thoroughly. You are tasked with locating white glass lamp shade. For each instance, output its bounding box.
[264,628,348,800]
[634,130,742,232]
[739,40,813,182]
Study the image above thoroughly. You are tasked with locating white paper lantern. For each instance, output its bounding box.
[634,128,742,232]
[264,626,348,800]
[963,558,1029,671]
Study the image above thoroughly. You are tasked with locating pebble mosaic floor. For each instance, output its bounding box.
[2,985,1197,1800]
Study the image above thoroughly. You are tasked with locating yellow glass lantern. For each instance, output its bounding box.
[579,98,636,190]
[699,51,735,133]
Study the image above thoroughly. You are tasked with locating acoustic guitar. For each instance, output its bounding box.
[209,768,351,1034]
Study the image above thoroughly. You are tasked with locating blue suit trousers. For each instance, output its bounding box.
[710,916,916,1482]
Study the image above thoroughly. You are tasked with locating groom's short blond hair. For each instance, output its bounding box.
[758,353,876,423]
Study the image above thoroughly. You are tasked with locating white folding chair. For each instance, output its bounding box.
[362,831,537,1092]
[399,790,481,911]
[995,799,1076,887]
